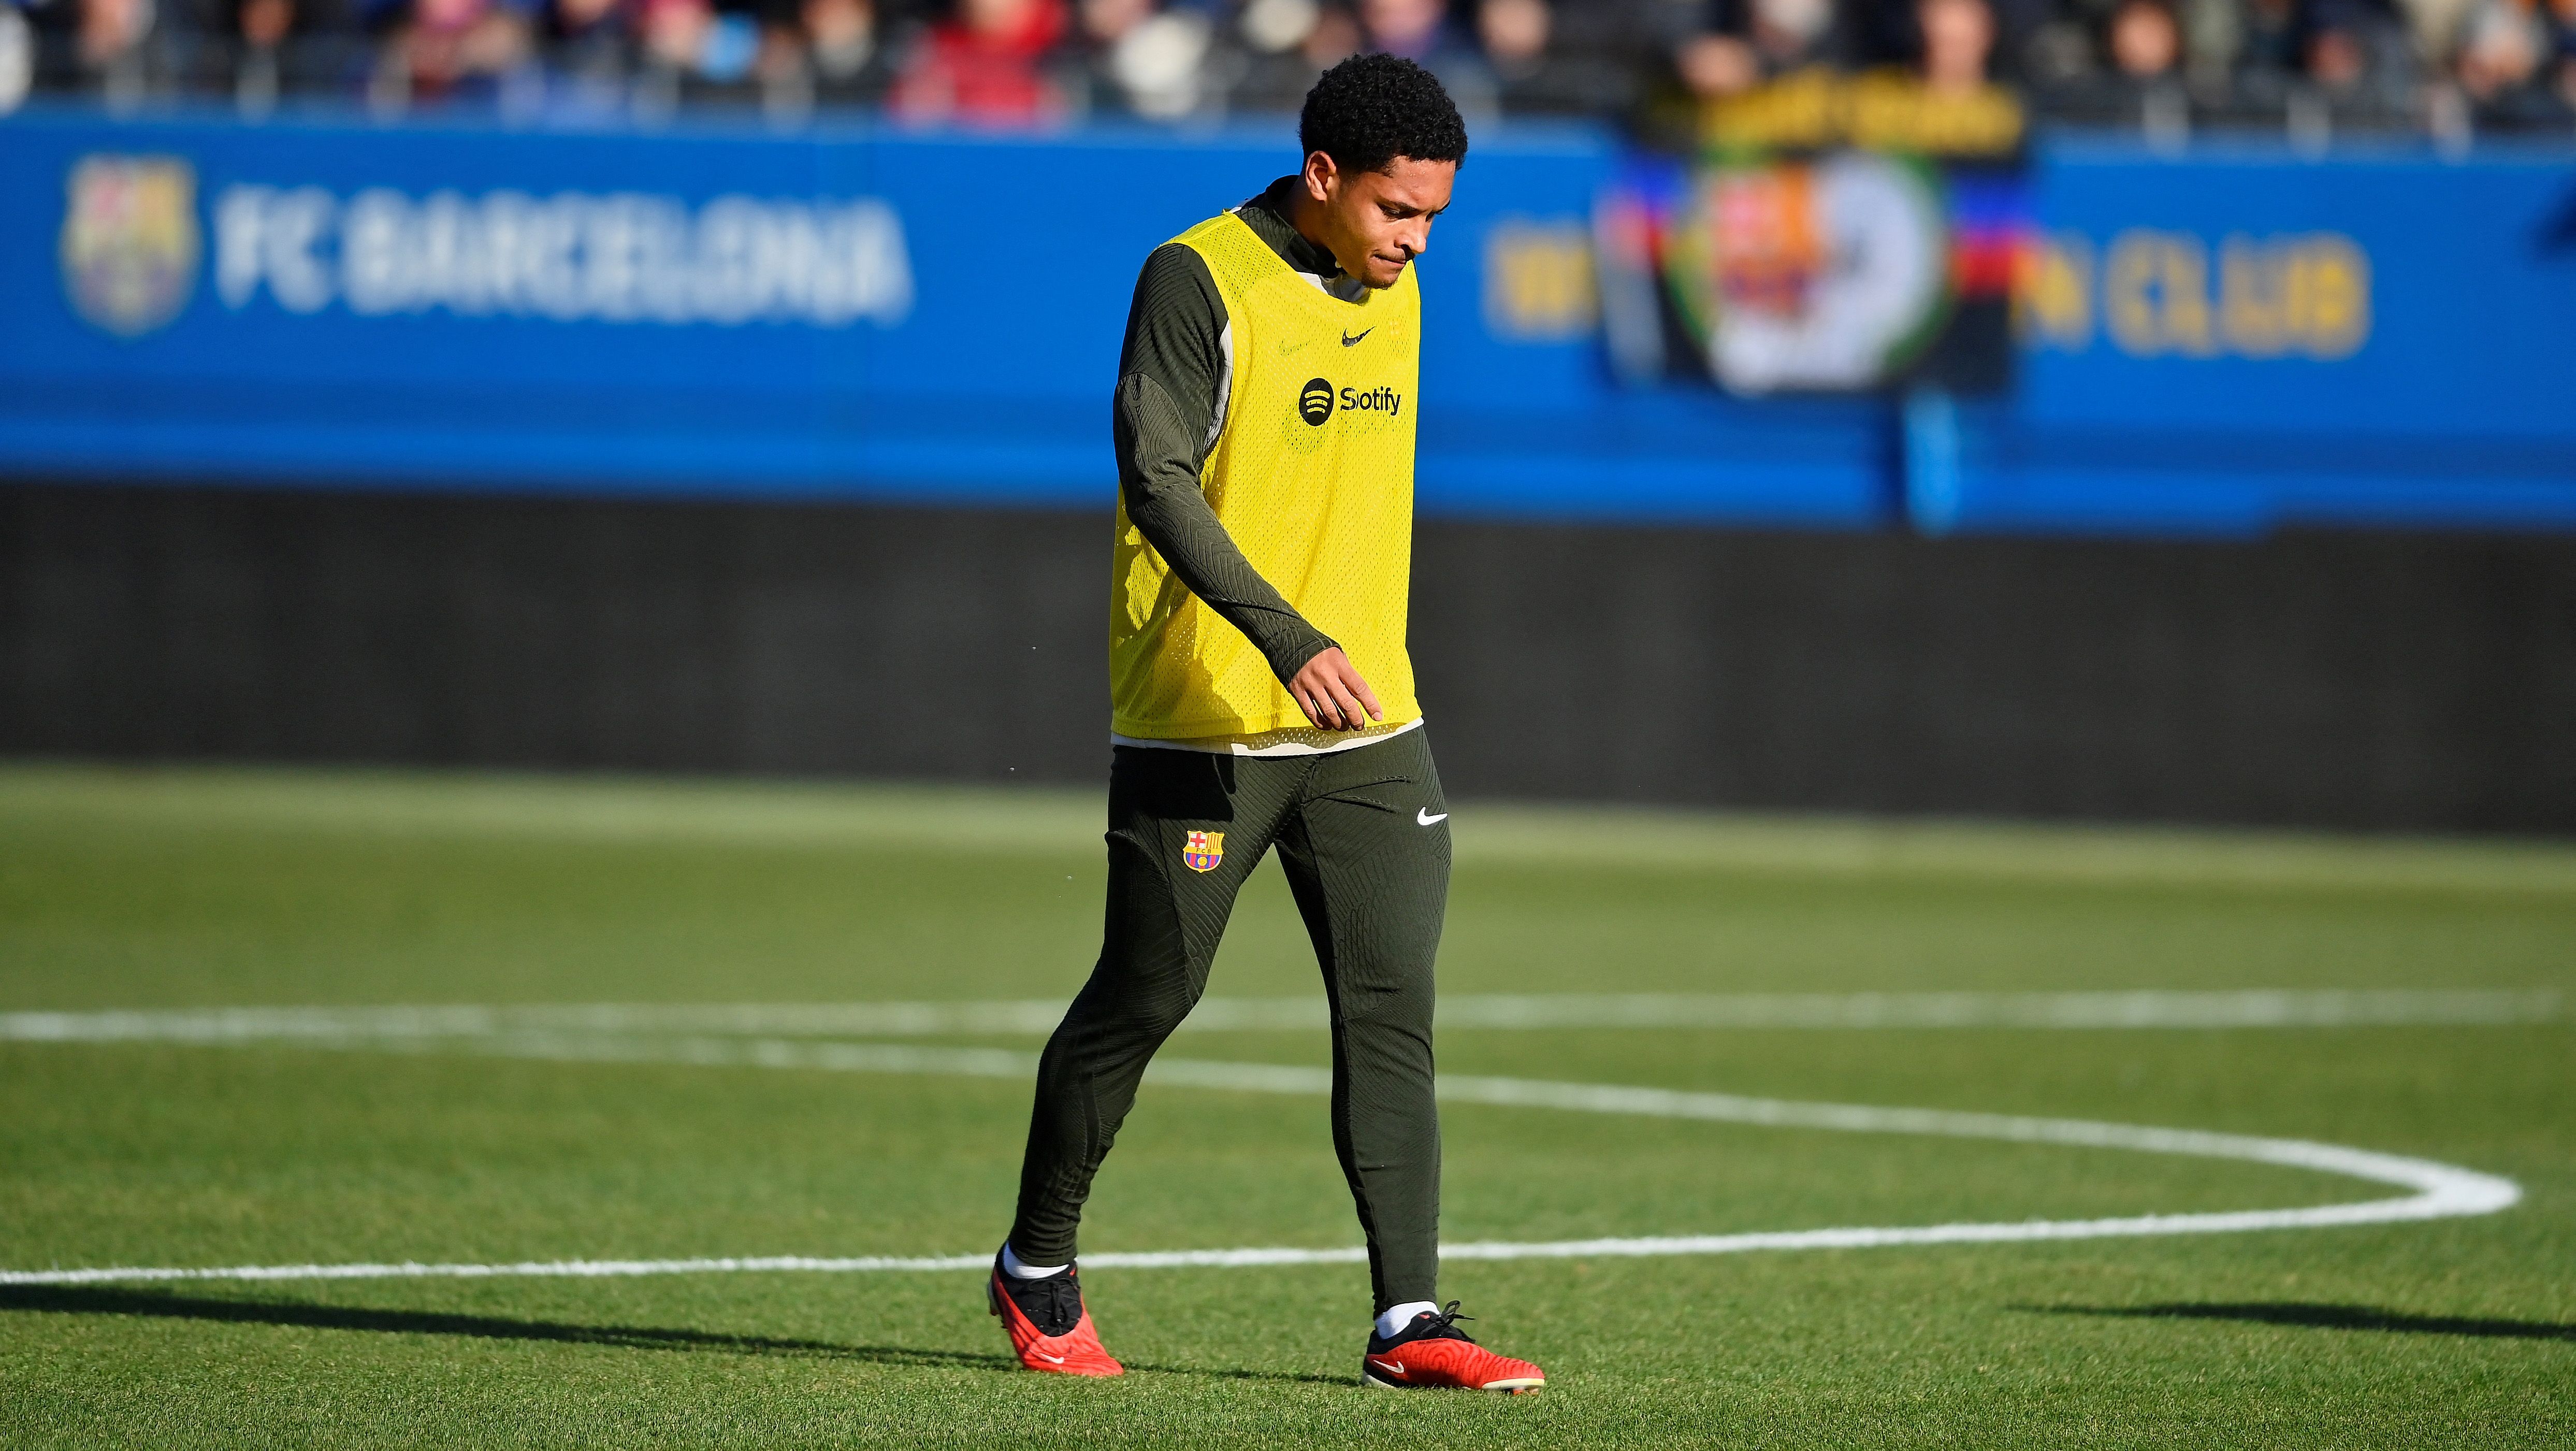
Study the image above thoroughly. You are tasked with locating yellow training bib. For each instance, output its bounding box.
[1109,211,1423,740]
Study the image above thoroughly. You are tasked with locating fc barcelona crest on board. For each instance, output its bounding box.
[1181,830,1224,873]
[61,154,200,338]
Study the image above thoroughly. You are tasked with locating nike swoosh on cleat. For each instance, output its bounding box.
[1417,809,1447,826]
[1038,1353,1066,1364]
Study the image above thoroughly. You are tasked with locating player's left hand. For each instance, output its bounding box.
[1289,648,1383,731]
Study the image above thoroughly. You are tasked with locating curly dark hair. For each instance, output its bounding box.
[1298,54,1469,176]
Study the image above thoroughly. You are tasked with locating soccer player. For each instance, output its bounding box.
[985,54,1545,1395]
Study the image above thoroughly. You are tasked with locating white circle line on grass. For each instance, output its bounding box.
[0,1011,2524,1288]
[0,988,2560,1045]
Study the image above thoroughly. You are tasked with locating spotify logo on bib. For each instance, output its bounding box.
[1298,378,1335,426]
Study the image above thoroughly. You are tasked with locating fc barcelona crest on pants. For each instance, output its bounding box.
[1181,830,1224,873]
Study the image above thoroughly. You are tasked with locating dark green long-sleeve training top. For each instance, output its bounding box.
[1112,176,1366,688]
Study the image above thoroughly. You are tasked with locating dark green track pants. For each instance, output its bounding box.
[1008,727,1451,1312]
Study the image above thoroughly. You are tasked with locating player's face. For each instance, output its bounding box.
[1301,153,1457,290]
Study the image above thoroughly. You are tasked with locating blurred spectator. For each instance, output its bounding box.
[371,0,534,108]
[1836,0,2045,70]
[1672,0,1838,100]
[1692,0,2021,152]
[750,10,810,117]
[1844,0,2025,149]
[1228,0,1353,112]
[0,2,29,111]
[539,0,633,110]
[2236,0,2299,75]
[632,0,766,107]
[1752,0,1839,69]
[888,0,1067,124]
[798,0,894,104]
[641,0,706,73]
[2018,2,2096,86]
[231,0,295,108]
[5,0,2569,145]
[1077,0,1215,117]
[77,0,173,104]
[1674,11,1761,97]
[1235,0,1313,56]
[2455,0,2537,93]
[2453,0,2574,123]
[2304,0,2368,83]
[79,0,150,71]
[2396,0,2474,70]
[1305,0,1357,59]
[2018,0,2183,117]
[2540,0,2576,97]
[2108,0,2181,74]
[2038,0,2188,130]
[2300,0,2415,112]
[219,0,358,110]
[1477,0,1543,70]
[1358,0,1496,113]
[1474,0,1634,112]
[1919,0,1999,87]
[2180,0,2242,79]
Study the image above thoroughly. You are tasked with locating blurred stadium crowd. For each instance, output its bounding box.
[2,0,2571,139]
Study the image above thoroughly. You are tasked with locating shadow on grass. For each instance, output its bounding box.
[2025,1302,2576,1343]
[0,1285,1344,1384]
[0,1284,1003,1367]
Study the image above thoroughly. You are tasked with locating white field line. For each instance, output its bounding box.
[1,988,2561,1046]
[0,1016,2523,1288]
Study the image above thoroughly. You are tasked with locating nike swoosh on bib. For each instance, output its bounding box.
[1417,809,1447,826]
[1342,328,1372,347]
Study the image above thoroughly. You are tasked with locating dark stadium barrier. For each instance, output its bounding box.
[6,481,2572,833]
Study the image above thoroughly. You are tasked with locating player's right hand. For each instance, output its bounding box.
[1289,648,1383,732]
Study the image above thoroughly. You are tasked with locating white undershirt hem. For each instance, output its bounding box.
[1111,715,1423,758]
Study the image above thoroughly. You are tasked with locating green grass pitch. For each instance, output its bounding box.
[1,762,2570,1447]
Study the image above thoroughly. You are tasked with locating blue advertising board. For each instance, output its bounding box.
[1920,139,2576,535]
[4,107,2573,536]
[0,108,1887,528]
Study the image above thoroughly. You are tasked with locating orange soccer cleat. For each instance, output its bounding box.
[987,1254,1125,1377]
[1359,1301,1545,1393]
